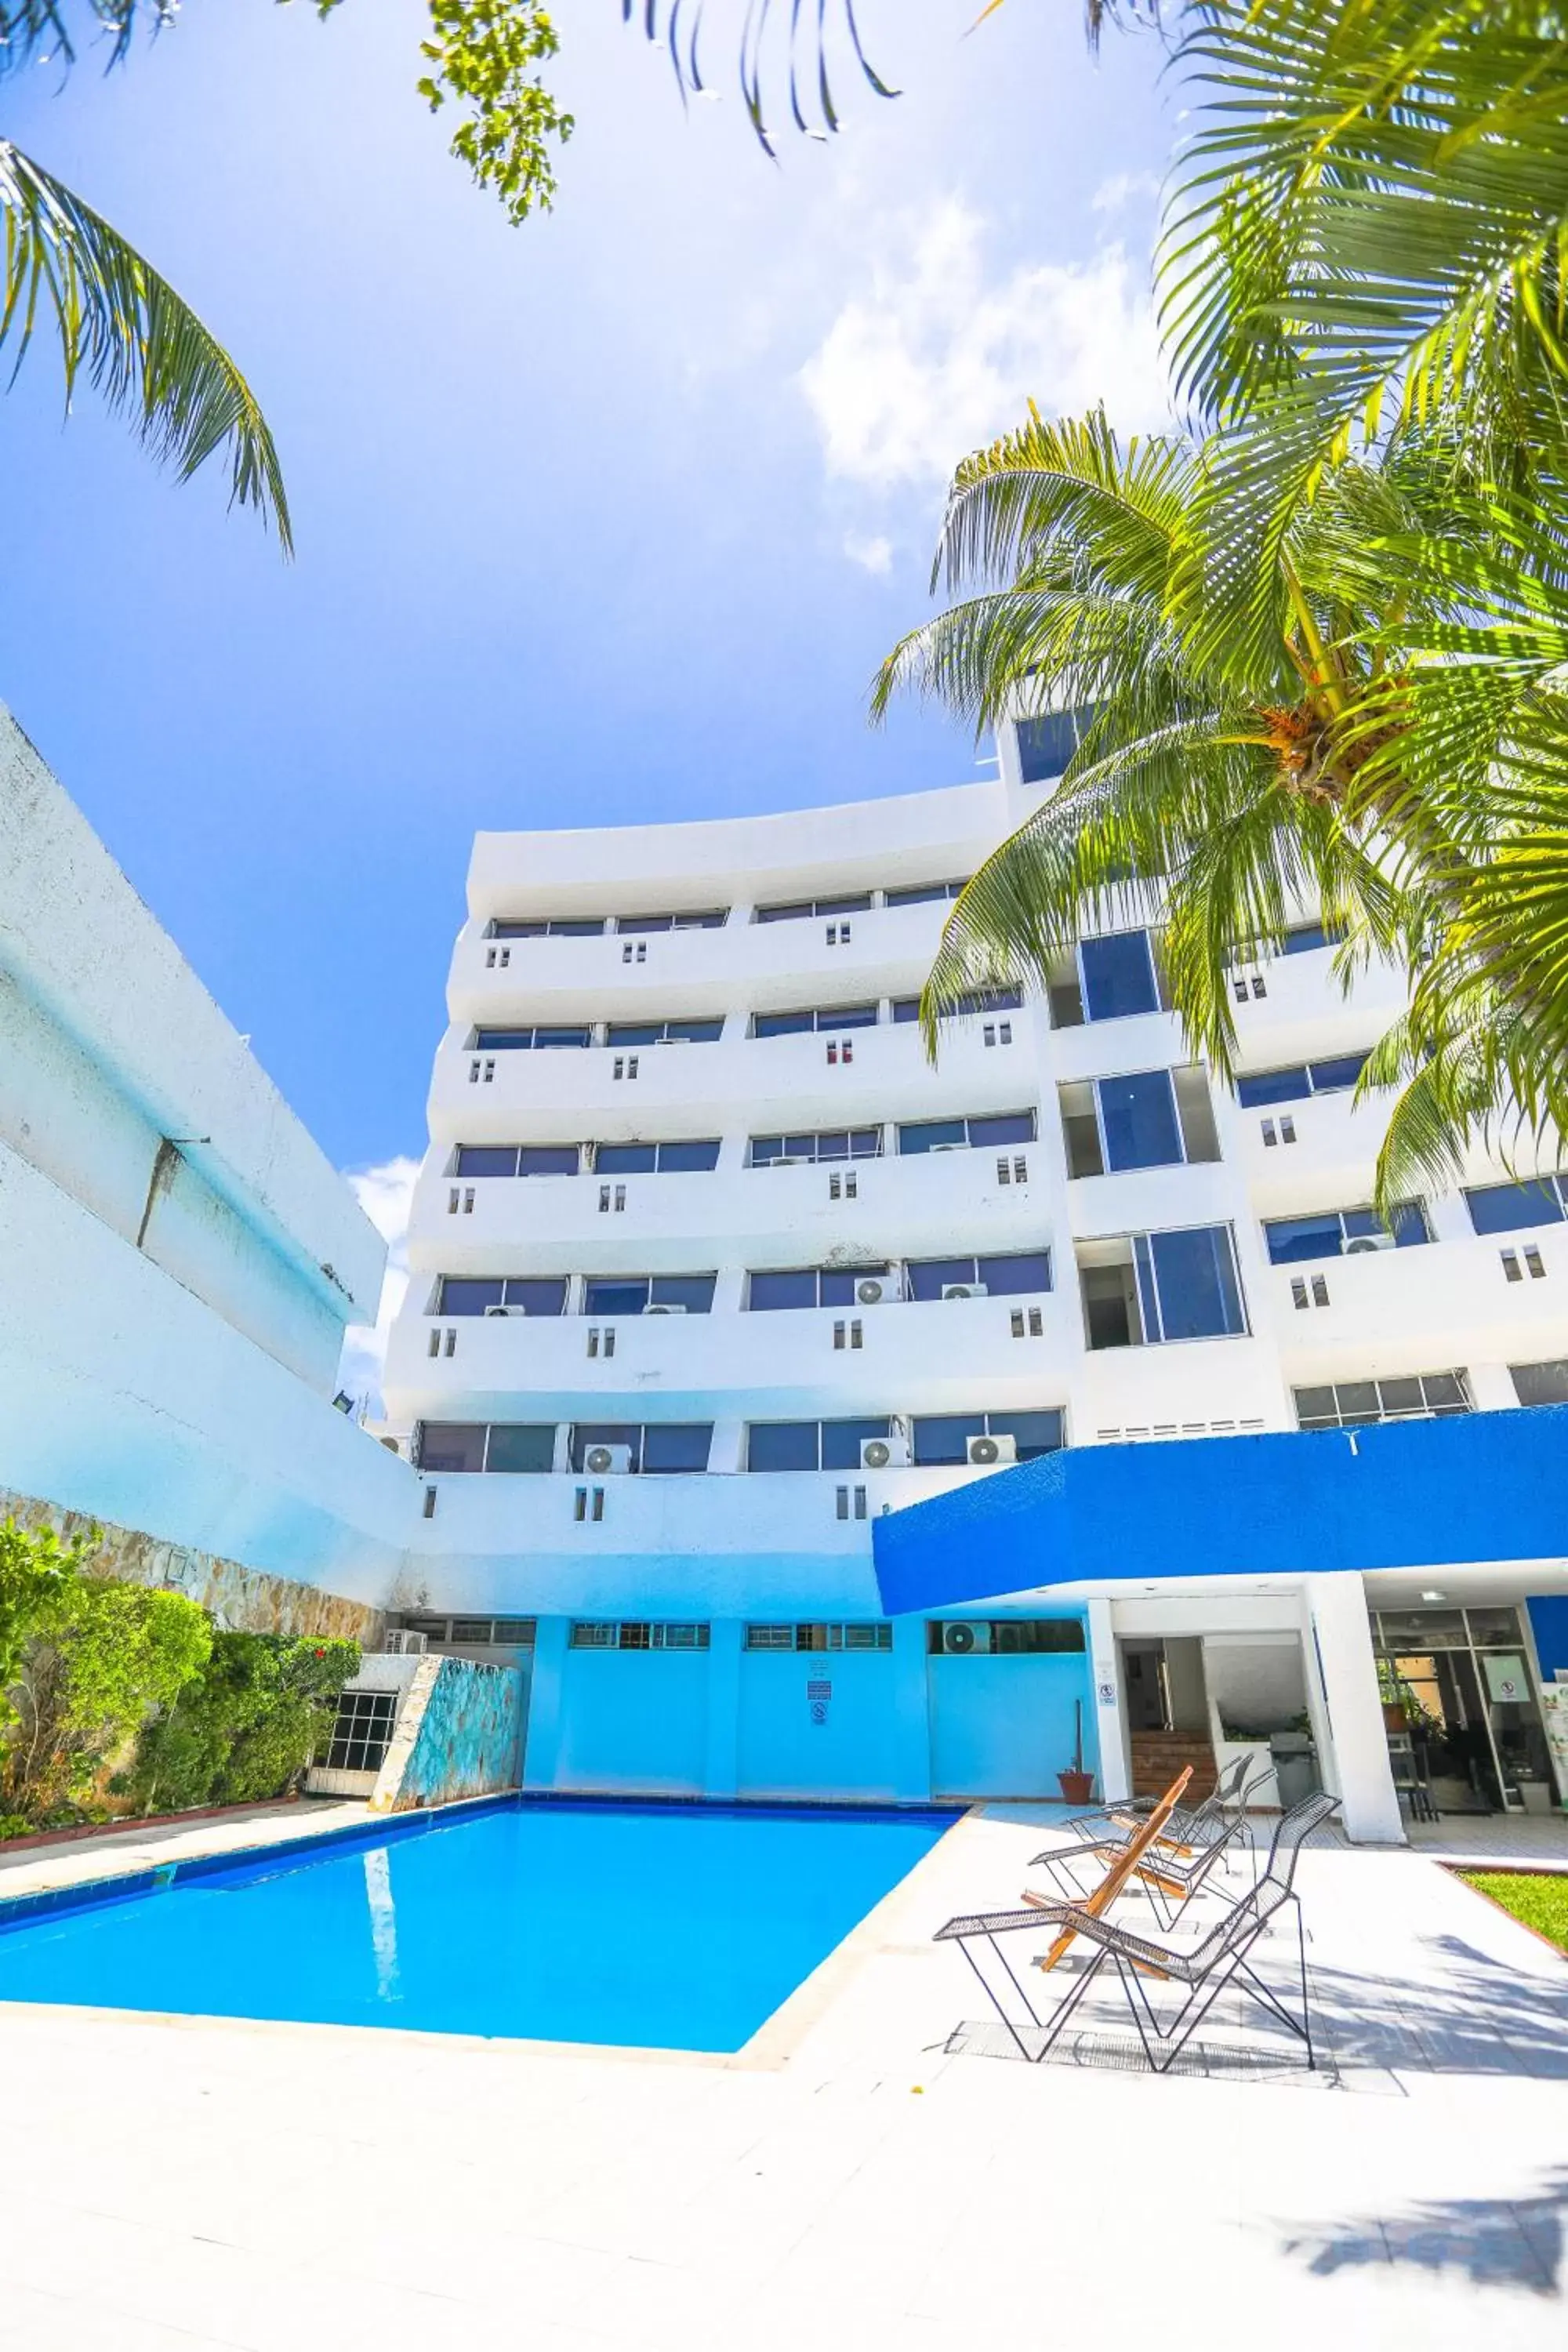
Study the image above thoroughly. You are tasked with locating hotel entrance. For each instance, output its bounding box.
[1371,1602,1557,1816]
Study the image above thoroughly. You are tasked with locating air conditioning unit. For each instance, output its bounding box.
[967,1432,1018,1468]
[860,1436,910,1470]
[1342,1233,1396,1255]
[583,1443,633,1475]
[483,1301,527,1317]
[928,1142,968,1155]
[942,1621,982,1653]
[655,1035,693,1044]
[383,1629,427,1655]
[855,1278,887,1306]
[644,1301,688,1315]
[942,1282,989,1301]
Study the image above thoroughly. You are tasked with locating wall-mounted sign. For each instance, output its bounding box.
[1097,1681,1116,1707]
[1483,1653,1528,1705]
[808,1676,830,1728]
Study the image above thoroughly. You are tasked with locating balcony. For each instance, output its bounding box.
[1231,1081,1392,1209]
[1226,942,1406,1067]
[1267,1229,1568,1380]
[408,1142,1054,1276]
[385,1289,1072,1422]
[428,1015,1043,1145]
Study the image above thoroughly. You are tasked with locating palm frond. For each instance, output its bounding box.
[620,0,898,151]
[0,140,289,548]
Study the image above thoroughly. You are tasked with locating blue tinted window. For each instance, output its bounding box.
[642,1425,713,1474]
[823,1003,879,1029]
[978,1251,1052,1296]
[658,1139,721,1171]
[491,920,546,939]
[456,1146,518,1178]
[909,1258,975,1301]
[748,1423,818,1471]
[1281,922,1344,955]
[666,1018,724,1043]
[650,1275,717,1313]
[1098,1069,1183,1171]
[912,1414,982,1465]
[517,1146,580,1177]
[1308,1052,1368,1094]
[821,1418,891,1472]
[1236,1065,1310,1107]
[417,1423,487,1472]
[1264,1213,1347,1266]
[899,1120,967,1156]
[606,1022,663,1047]
[996,1410,1064,1459]
[967,1112,1036,1147]
[1080,932,1158,1022]
[438,1278,504,1316]
[1145,1226,1246,1342]
[1341,1202,1428,1247]
[756,901,812,925]
[595,1143,658,1174]
[891,997,920,1024]
[583,1279,649,1316]
[474,1029,536,1051]
[503,1278,568,1316]
[547,920,604,938]
[1465,1180,1565,1235]
[532,1026,592,1050]
[1016,708,1088,782]
[485,1425,555,1473]
[754,1010,813,1039]
[750,1270,818,1311]
[570,1424,638,1472]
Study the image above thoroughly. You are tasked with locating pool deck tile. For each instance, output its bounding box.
[2,1802,1566,2348]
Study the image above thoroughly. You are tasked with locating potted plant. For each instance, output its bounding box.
[1057,1700,1094,1806]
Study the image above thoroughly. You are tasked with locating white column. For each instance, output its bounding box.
[1085,1593,1130,1804]
[1305,1573,1404,1844]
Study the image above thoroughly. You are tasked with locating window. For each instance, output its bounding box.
[906,1250,1051,1301]
[1060,1069,1218,1178]
[415,1422,556,1472]
[568,1423,714,1473]
[325,1690,398,1773]
[746,1418,891,1471]
[612,909,728,932]
[756,892,873,924]
[898,1110,1036,1156]
[884,880,969,907]
[753,1003,879,1038]
[1098,1069,1184,1171]
[473,1025,592,1051]
[1236,1052,1369,1107]
[579,1273,716,1315]
[570,1621,712,1648]
[604,1017,724,1046]
[748,1265,891,1310]
[926,1618,1086,1654]
[1015,706,1094,783]
[453,1144,583,1178]
[744,1624,892,1651]
[911,1410,1064,1465]
[1080,931,1160,1022]
[1294,1373,1472,1431]
[593,1138,721,1174]
[891,988,1022,1024]
[1082,1225,1248,1349]
[750,1127,882,1166]
[435,1276,568,1317]
[1264,1202,1428,1265]
[489,917,604,938]
[1279,920,1345,955]
[1465,1177,1568,1235]
[1510,1359,1568,1407]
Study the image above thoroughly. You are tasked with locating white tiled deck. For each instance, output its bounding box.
[1,1801,1565,2350]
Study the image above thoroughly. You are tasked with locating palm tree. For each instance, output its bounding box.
[873,404,1568,1206]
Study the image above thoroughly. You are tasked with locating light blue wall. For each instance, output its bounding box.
[927,1653,1094,1800]
[552,1650,710,1794]
[736,1651,902,1801]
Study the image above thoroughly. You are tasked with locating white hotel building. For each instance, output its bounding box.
[383,718,1568,1835]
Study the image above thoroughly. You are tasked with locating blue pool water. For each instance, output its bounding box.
[0,1800,955,2052]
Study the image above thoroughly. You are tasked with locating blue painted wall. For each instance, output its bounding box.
[553,1651,710,1793]
[1529,1597,1568,1679]
[736,1652,901,1800]
[873,1407,1568,1615]
[927,1652,1094,1799]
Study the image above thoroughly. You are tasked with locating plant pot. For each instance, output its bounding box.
[1381,1700,1408,1732]
[1058,1769,1095,1806]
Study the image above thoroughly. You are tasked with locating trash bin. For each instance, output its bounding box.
[1269,1730,1320,1809]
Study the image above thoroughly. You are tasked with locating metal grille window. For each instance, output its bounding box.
[1294,1371,1472,1431]
[743,1624,892,1652]
[325,1690,398,1773]
[1235,1052,1370,1108]
[569,1621,711,1650]
[750,1126,882,1166]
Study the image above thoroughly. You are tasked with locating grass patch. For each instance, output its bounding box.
[1458,1871,1568,1954]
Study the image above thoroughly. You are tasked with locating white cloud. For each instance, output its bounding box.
[799,196,1170,492]
[1091,170,1161,215]
[843,530,894,575]
[337,1154,420,1417]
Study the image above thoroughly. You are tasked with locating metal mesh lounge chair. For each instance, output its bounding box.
[1025,1798,1250,1928]
[933,1791,1338,2074]
[1064,1749,1255,1844]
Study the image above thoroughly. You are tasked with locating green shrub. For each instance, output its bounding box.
[118,1632,361,1815]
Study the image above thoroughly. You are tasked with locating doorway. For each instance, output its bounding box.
[1372,1602,1555,1814]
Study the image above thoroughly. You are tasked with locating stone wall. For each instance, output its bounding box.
[372,1655,524,1812]
[0,1486,385,1645]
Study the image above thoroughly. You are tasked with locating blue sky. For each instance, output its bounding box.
[2,0,1173,1214]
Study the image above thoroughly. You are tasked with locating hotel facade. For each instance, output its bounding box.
[381,719,1568,1839]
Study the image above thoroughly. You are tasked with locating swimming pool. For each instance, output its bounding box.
[0,1798,956,2052]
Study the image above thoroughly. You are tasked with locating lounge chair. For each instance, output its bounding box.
[1064,1748,1256,1844]
[933,1791,1338,2074]
[1025,1798,1251,1928]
